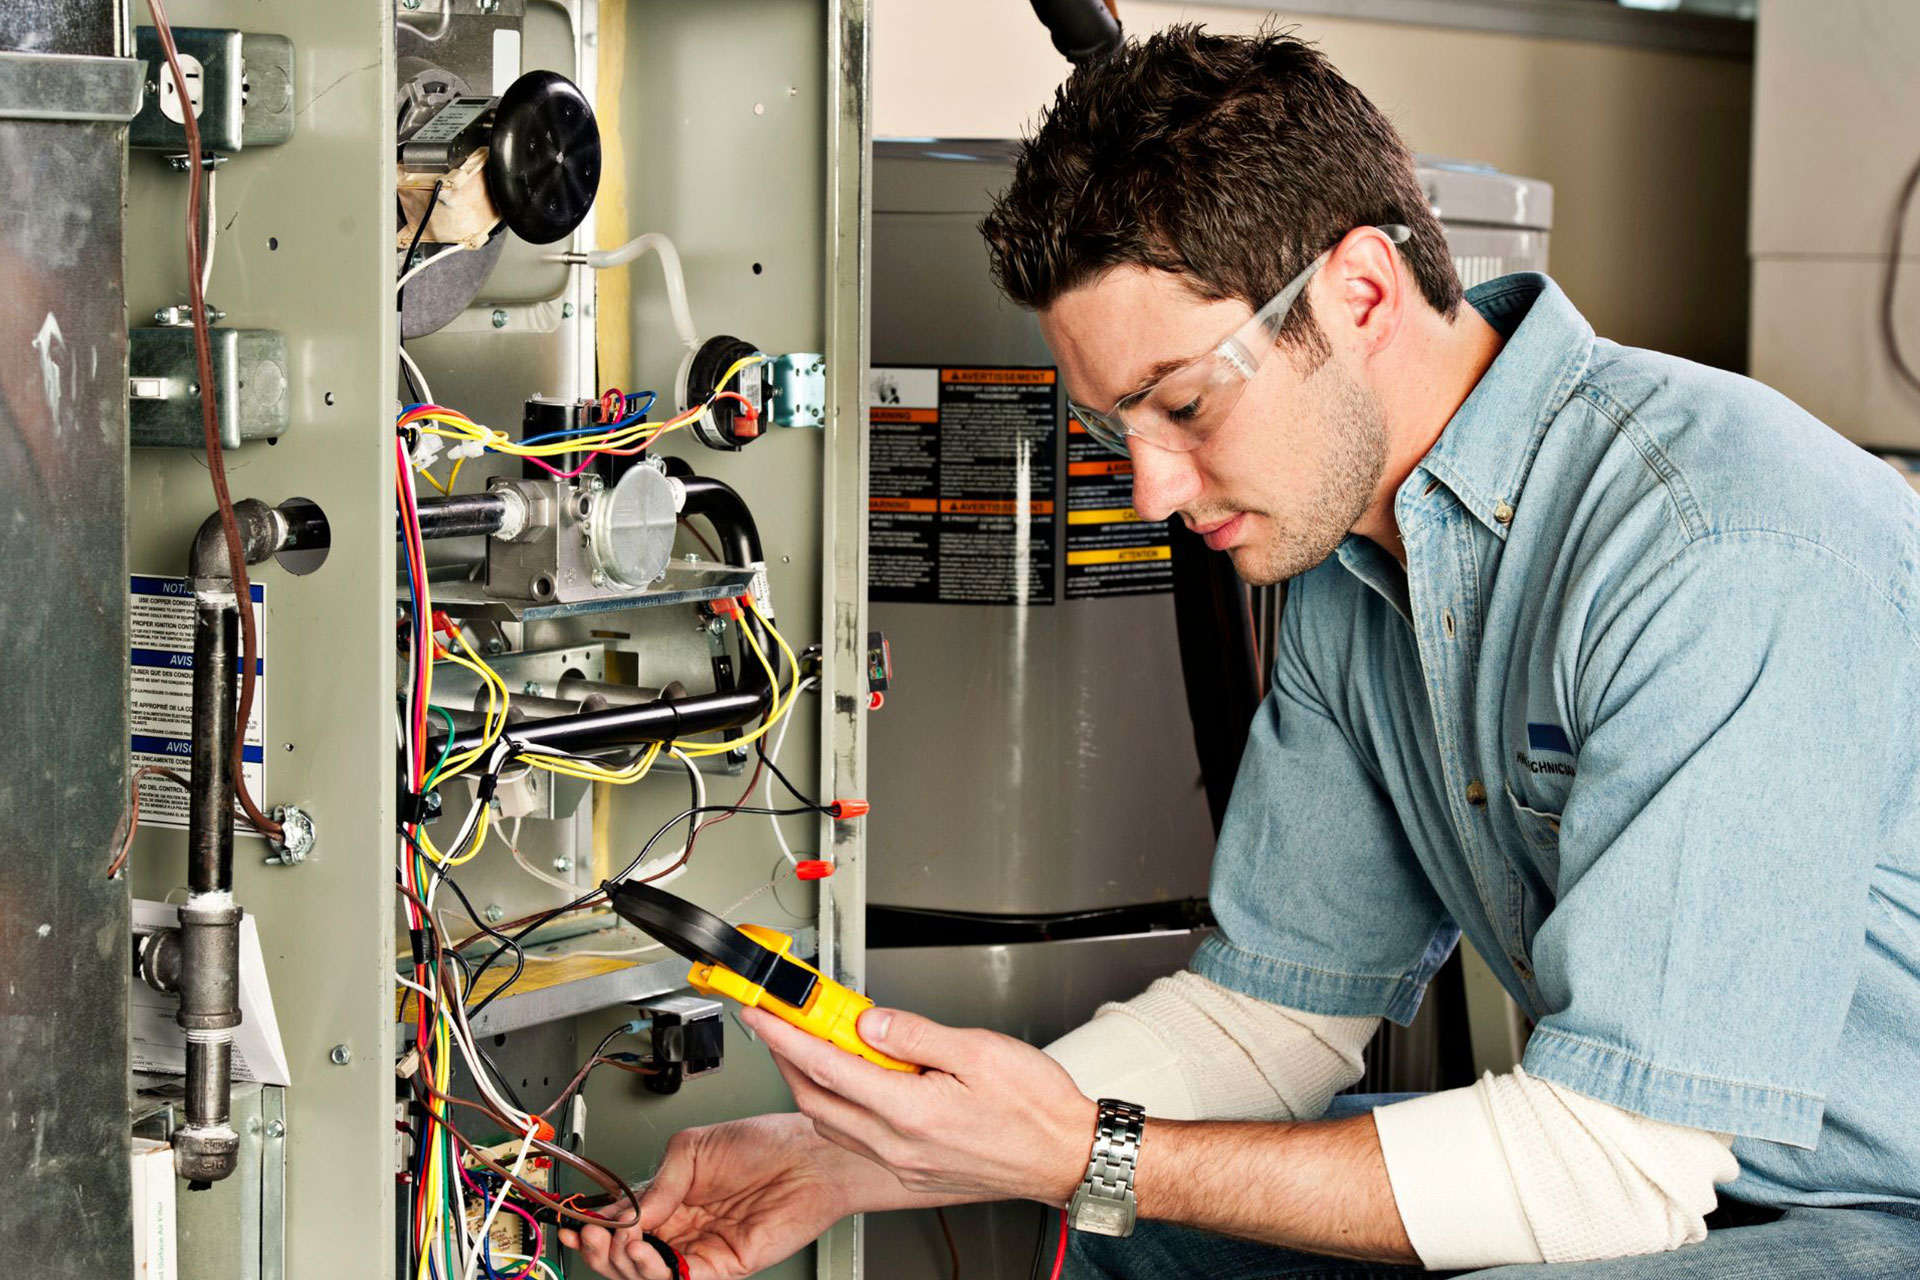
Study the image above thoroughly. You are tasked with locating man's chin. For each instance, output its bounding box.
[1227,535,1342,587]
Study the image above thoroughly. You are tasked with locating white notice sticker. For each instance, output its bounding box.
[129,575,266,836]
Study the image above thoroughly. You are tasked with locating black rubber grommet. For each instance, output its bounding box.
[486,70,601,245]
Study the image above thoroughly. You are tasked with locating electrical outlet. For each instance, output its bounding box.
[132,27,296,152]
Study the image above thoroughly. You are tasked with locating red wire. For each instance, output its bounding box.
[1048,1209,1068,1280]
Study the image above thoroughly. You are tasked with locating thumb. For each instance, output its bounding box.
[856,1007,971,1070]
[637,1150,694,1232]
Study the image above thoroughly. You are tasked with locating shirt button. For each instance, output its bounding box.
[1494,500,1515,525]
[1465,780,1488,807]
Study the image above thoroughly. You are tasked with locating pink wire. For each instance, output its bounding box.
[458,1164,547,1274]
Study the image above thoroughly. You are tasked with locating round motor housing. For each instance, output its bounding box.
[588,464,678,590]
[487,70,601,245]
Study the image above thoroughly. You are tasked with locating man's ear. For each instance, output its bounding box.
[1326,226,1405,357]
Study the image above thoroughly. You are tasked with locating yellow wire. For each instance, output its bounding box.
[677,601,800,757]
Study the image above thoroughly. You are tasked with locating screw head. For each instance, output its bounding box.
[553,857,572,873]
[706,617,727,636]
[401,0,420,7]
[265,1120,285,1139]
[329,1044,351,1066]
[485,904,505,924]
[562,302,575,318]
[684,552,700,563]
[521,681,542,696]
[491,309,509,329]
[483,637,507,655]
[590,570,606,588]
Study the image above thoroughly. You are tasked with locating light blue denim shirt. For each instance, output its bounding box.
[1192,273,1920,1208]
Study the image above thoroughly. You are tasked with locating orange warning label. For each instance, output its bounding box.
[941,368,1057,385]
[869,497,938,514]
[870,407,940,424]
[939,499,1056,516]
[1069,459,1134,477]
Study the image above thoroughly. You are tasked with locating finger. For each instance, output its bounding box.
[575,1223,639,1280]
[855,1007,981,1074]
[638,1142,694,1233]
[748,1008,919,1113]
[621,1233,673,1280]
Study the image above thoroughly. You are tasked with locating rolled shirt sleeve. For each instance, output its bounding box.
[1194,576,1459,1026]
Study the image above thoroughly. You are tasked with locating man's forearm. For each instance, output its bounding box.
[1134,1113,1417,1263]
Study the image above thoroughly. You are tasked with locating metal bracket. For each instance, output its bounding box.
[768,353,828,428]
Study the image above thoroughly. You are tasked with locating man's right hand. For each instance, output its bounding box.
[561,1112,885,1280]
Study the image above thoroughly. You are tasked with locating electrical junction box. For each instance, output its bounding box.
[128,326,291,449]
[130,26,296,153]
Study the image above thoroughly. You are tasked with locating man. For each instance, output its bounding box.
[565,27,1920,1279]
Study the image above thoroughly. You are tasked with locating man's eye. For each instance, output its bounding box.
[1166,397,1203,423]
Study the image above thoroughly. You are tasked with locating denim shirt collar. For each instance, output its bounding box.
[1401,273,1596,540]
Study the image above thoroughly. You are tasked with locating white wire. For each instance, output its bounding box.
[503,815,581,894]
[396,240,476,293]
[465,1117,539,1280]
[399,343,435,407]
[762,677,819,868]
[200,166,218,296]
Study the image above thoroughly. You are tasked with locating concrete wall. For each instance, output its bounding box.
[873,0,1753,371]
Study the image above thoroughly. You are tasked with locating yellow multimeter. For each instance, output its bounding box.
[607,881,919,1073]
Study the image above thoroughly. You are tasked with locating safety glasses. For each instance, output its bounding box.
[1067,225,1411,457]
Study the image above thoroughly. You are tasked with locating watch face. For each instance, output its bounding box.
[1074,1198,1133,1237]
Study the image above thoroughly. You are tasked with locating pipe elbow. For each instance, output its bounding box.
[190,499,285,590]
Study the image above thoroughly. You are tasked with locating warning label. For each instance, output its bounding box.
[868,366,1058,605]
[129,575,267,836]
[1064,424,1173,598]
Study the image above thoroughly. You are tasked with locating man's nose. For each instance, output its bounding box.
[1127,438,1201,523]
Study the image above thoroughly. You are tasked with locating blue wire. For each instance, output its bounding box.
[520,391,657,445]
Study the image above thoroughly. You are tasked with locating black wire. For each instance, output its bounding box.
[1027,1204,1051,1280]
[399,178,445,291]
[476,1044,529,1117]
[413,838,528,1022]
[465,798,828,1009]
[755,733,823,810]
[1884,152,1920,398]
[461,745,705,1004]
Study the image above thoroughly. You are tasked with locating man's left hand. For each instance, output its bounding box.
[744,1005,1097,1206]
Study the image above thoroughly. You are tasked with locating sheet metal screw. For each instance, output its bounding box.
[491,309,509,328]
[562,303,575,318]
[485,904,505,923]
[553,857,572,873]
[521,681,541,696]
[329,1044,351,1066]
[401,0,420,8]
[265,1120,285,1138]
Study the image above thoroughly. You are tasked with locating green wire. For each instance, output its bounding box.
[424,704,458,786]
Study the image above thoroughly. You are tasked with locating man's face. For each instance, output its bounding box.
[1040,266,1388,586]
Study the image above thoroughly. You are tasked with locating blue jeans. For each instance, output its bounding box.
[1065,1098,1920,1279]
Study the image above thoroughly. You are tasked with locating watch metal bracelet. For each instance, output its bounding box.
[1068,1098,1147,1238]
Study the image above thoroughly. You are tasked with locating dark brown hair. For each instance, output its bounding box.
[981,26,1460,351]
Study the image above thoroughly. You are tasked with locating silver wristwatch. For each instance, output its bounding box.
[1067,1098,1147,1238]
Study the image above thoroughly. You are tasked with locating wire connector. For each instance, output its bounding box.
[826,799,869,820]
[795,859,834,881]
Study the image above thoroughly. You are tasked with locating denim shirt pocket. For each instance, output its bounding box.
[1504,780,1562,855]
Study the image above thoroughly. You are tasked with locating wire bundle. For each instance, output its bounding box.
[401,351,760,490]
[393,395,831,1276]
